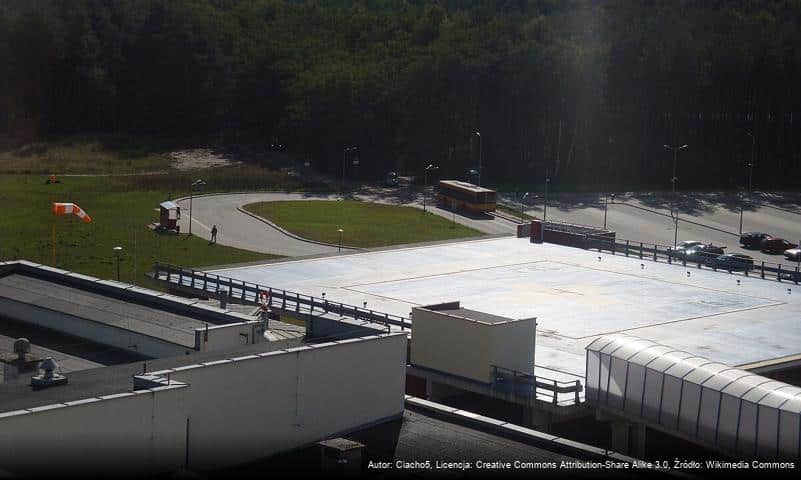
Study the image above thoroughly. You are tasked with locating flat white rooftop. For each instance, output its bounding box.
[211,237,801,380]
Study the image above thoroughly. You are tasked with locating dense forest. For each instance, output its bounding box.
[2,0,801,189]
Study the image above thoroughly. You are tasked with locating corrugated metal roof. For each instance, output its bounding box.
[683,362,731,385]
[586,333,801,411]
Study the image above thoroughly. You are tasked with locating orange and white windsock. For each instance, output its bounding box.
[52,202,92,223]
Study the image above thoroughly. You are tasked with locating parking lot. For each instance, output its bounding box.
[513,191,801,266]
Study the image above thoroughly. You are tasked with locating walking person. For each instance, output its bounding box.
[210,224,218,244]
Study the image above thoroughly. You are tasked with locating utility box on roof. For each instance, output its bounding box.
[410,302,536,383]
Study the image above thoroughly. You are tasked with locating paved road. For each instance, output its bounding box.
[178,187,800,265]
[510,192,801,266]
[175,190,516,256]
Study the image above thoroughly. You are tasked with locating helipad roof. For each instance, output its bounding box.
[210,237,801,379]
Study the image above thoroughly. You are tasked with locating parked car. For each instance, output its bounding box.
[684,244,726,265]
[667,240,704,259]
[760,237,797,254]
[385,171,399,187]
[713,253,754,271]
[780,271,801,282]
[784,247,801,262]
[740,232,770,249]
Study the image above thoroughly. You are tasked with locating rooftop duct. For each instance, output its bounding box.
[31,357,68,389]
[13,338,31,361]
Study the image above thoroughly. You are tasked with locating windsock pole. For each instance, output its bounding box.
[51,222,56,266]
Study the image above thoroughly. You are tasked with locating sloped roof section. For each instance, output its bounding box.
[586,333,801,411]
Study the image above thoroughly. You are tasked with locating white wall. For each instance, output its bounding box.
[170,333,407,471]
[487,319,536,375]
[0,333,407,475]
[195,320,264,352]
[410,307,535,383]
[0,385,187,476]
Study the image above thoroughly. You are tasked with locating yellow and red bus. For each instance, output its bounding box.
[436,180,497,213]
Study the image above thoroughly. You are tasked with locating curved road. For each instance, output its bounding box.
[175,191,516,257]
[178,188,800,264]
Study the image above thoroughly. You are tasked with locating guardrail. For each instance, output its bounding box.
[491,365,583,406]
[152,262,411,330]
[583,236,801,283]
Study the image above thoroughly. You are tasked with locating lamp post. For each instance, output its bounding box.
[337,228,344,252]
[342,146,358,194]
[424,164,439,212]
[604,193,615,230]
[673,212,679,249]
[189,179,206,236]
[670,177,679,249]
[543,176,551,221]
[663,144,688,195]
[745,131,755,194]
[474,131,482,186]
[113,246,123,281]
[521,192,530,222]
[739,190,745,236]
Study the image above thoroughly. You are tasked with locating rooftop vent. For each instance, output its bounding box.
[31,357,68,389]
[13,338,31,361]
[319,438,365,474]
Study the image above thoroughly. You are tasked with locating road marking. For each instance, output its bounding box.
[190,217,211,232]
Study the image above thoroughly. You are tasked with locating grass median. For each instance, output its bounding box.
[243,200,483,248]
[0,175,279,287]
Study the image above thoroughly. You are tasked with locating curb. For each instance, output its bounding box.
[235,205,361,251]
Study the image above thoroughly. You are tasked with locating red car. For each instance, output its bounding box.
[760,236,797,254]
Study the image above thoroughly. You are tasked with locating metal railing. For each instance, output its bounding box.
[583,236,801,283]
[491,365,583,406]
[152,262,411,330]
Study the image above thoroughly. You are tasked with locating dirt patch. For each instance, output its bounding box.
[169,148,242,170]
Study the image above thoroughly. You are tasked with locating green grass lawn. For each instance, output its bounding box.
[0,175,278,288]
[243,200,483,248]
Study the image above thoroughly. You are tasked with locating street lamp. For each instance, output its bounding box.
[424,164,439,212]
[669,174,679,236]
[745,131,755,194]
[189,179,206,236]
[739,190,745,236]
[543,176,551,221]
[521,192,530,222]
[113,246,123,281]
[474,131,482,186]
[337,228,344,252]
[342,146,358,194]
[669,178,679,249]
[672,211,679,249]
[663,144,688,195]
[604,193,615,230]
